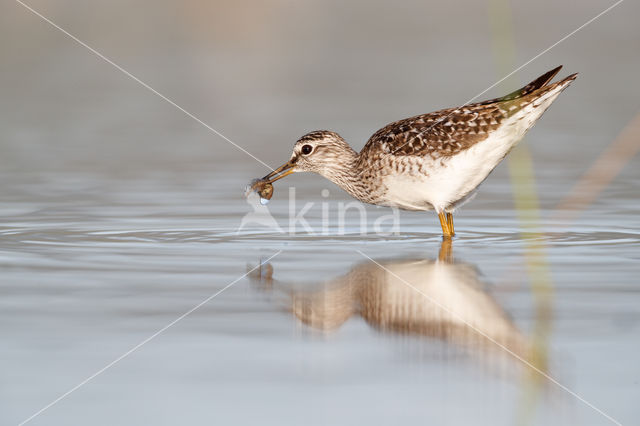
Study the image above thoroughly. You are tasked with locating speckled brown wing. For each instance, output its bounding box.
[360,66,570,159]
[361,104,505,158]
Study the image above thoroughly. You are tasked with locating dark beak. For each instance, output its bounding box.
[262,158,296,183]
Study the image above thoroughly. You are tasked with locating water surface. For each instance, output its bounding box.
[2,0,640,424]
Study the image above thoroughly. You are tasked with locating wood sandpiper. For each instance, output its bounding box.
[259,66,577,238]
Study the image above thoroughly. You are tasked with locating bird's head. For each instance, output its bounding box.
[262,130,354,182]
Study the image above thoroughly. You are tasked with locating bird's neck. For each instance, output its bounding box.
[319,147,368,200]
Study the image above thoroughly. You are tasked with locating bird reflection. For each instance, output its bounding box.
[250,240,532,362]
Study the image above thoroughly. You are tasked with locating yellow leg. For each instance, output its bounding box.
[446,213,455,237]
[438,212,453,238]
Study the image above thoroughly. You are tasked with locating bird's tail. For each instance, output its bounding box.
[502,71,578,135]
[524,71,578,108]
[479,65,569,105]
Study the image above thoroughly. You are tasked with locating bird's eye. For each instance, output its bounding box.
[301,144,313,155]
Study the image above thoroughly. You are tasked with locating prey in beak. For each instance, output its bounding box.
[246,157,297,204]
[262,158,297,183]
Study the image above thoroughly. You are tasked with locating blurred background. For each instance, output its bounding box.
[1,0,639,425]
[2,0,638,175]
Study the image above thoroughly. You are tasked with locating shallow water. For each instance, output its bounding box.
[2,0,640,424]
[2,164,639,426]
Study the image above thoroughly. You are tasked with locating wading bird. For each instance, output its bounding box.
[259,66,577,238]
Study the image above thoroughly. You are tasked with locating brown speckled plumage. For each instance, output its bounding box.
[361,66,576,158]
